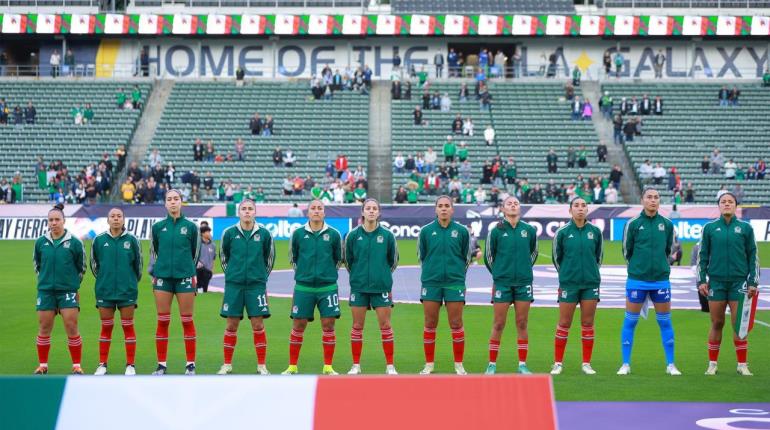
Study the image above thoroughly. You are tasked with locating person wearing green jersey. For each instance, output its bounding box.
[698,192,759,376]
[149,189,201,376]
[217,199,275,376]
[483,196,538,375]
[33,204,86,375]
[90,207,143,376]
[417,196,472,375]
[344,199,399,375]
[283,199,343,376]
[550,197,603,376]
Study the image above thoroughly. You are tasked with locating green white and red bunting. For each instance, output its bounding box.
[0,13,767,36]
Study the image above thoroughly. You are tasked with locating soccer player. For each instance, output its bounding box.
[90,207,143,376]
[283,199,343,375]
[149,189,201,375]
[417,195,472,375]
[33,204,86,374]
[698,192,759,376]
[618,187,680,376]
[217,199,275,375]
[484,196,538,375]
[344,198,399,375]
[550,197,603,375]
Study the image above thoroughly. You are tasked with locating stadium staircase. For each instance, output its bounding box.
[367,81,393,202]
[0,79,151,202]
[603,82,770,204]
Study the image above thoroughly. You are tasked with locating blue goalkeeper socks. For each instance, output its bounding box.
[621,311,640,364]
[656,312,675,365]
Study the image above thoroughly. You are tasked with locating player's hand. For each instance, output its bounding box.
[698,283,709,296]
[152,277,157,285]
[191,276,197,289]
[748,286,758,298]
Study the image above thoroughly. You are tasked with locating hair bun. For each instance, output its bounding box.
[53,203,65,211]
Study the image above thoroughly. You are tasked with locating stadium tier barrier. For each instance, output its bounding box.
[1,375,557,430]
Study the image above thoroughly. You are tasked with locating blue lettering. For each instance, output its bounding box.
[200,45,234,77]
[716,47,742,78]
[238,46,264,77]
[310,46,335,76]
[278,46,305,77]
[666,47,686,77]
[166,45,195,77]
[633,47,655,77]
[746,47,768,78]
[690,47,713,77]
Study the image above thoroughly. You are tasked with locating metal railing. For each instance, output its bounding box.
[601,0,770,8]
[130,0,365,7]
[2,0,98,6]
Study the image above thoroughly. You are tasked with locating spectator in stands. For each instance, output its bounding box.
[292,175,305,195]
[443,136,457,162]
[605,183,618,204]
[747,165,757,180]
[393,152,405,173]
[0,98,7,124]
[394,186,408,204]
[23,102,36,124]
[599,91,613,120]
[203,172,214,198]
[451,114,463,134]
[70,105,83,125]
[474,186,487,203]
[653,163,666,185]
[668,167,681,191]
[83,104,94,124]
[428,91,440,110]
[570,96,582,121]
[63,49,75,76]
[235,66,245,86]
[421,90,430,109]
[582,99,593,120]
[718,86,729,107]
[629,97,639,115]
[653,96,664,115]
[50,49,60,78]
[462,116,474,136]
[546,51,557,78]
[597,142,608,163]
[12,106,22,125]
[263,115,274,136]
[710,149,724,174]
[564,146,576,168]
[391,80,402,100]
[638,159,654,184]
[205,140,215,162]
[131,85,142,109]
[424,147,437,173]
[603,50,612,76]
[413,106,426,126]
[458,83,469,102]
[724,158,737,179]
[250,113,262,135]
[614,51,624,78]
[459,159,472,182]
[729,86,741,106]
[479,85,492,111]
[335,154,348,178]
[423,172,439,195]
[572,66,581,87]
[651,49,666,78]
[126,161,142,183]
[735,164,746,181]
[193,139,204,161]
[623,117,636,142]
[120,177,135,203]
[235,138,245,161]
[484,125,495,146]
[164,162,176,184]
[440,93,452,112]
[699,156,710,174]
[269,147,282,167]
[547,149,558,173]
[610,114,623,145]
[149,148,163,169]
[577,146,588,168]
[283,149,296,167]
[640,94,651,115]
[0,51,6,77]
[755,158,767,179]
[457,142,469,163]
[564,82,575,101]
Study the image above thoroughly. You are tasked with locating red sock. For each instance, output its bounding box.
[350,328,363,365]
[155,313,171,363]
[423,327,436,363]
[708,340,720,361]
[451,327,465,363]
[488,338,500,363]
[517,338,528,363]
[223,330,237,365]
[581,325,595,364]
[734,339,748,364]
[36,335,51,366]
[99,318,114,364]
[181,314,196,362]
[67,335,82,366]
[121,319,136,366]
[322,329,336,366]
[289,328,304,366]
[253,328,267,366]
[380,327,394,365]
[554,325,569,363]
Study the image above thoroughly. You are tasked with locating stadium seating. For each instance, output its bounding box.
[599,0,770,8]
[392,81,614,202]
[0,81,150,202]
[392,0,575,14]
[148,82,368,202]
[131,0,365,7]
[602,82,770,204]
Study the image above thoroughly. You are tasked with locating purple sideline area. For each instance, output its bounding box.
[556,402,770,430]
[209,265,770,310]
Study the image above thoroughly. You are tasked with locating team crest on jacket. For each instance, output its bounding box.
[735,226,742,233]
[323,233,330,241]
[521,230,528,237]
[658,223,664,231]
[254,235,260,241]
[124,241,131,249]
[180,227,187,235]
[451,230,458,238]
[587,232,594,240]
[377,235,384,243]
[63,241,70,248]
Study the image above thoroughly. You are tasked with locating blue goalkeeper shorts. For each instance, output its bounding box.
[626,279,671,304]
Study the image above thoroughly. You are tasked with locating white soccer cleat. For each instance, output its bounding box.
[666,364,682,376]
[257,365,270,375]
[616,364,631,375]
[736,364,753,376]
[419,363,435,375]
[94,363,108,376]
[581,363,597,375]
[216,364,233,375]
[385,365,398,375]
[705,361,718,376]
[550,363,563,375]
[124,365,136,376]
[454,363,467,375]
[347,364,362,375]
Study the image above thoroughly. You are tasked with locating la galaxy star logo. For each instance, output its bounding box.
[180,227,187,235]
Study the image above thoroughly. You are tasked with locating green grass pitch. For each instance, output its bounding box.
[0,239,768,402]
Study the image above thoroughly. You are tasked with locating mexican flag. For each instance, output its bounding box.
[409,15,436,35]
[545,15,571,35]
[716,16,742,35]
[477,14,503,35]
[612,15,639,35]
[511,15,538,35]
[308,14,332,35]
[35,14,62,34]
[240,14,266,35]
[274,14,300,35]
[2,13,27,33]
[376,15,402,35]
[646,15,674,36]
[342,15,367,35]
[734,287,758,340]
[206,14,232,35]
[751,15,770,36]
[580,15,606,36]
[681,15,707,36]
[138,14,161,34]
[443,15,469,36]
[172,14,197,34]
[70,14,96,34]
[104,14,129,34]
